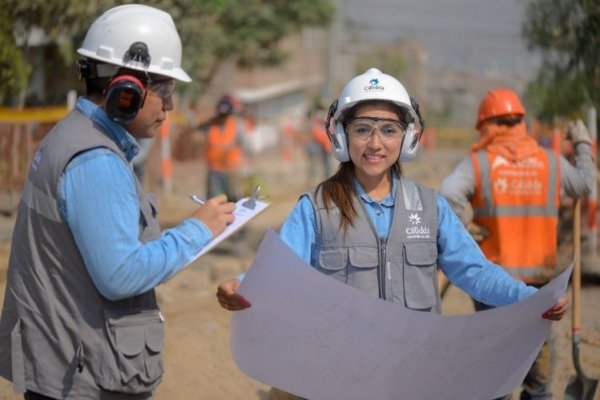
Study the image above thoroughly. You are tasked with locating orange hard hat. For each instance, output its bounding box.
[476,88,526,129]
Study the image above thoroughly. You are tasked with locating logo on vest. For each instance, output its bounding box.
[494,177,543,195]
[494,178,509,194]
[406,213,431,239]
[32,149,43,171]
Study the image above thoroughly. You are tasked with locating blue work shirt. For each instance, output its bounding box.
[279,177,537,307]
[58,97,212,301]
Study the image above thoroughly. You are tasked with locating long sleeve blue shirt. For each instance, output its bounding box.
[57,98,213,301]
[279,177,537,307]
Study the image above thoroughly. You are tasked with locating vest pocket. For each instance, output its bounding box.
[100,309,164,394]
[348,247,379,297]
[318,248,348,283]
[403,242,437,310]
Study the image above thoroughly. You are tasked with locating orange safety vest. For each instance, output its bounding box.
[206,116,242,172]
[470,147,560,283]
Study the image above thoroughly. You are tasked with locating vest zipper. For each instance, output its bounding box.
[379,238,387,299]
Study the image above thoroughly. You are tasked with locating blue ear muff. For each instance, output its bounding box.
[332,122,350,162]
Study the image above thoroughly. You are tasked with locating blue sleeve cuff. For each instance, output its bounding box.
[178,218,214,249]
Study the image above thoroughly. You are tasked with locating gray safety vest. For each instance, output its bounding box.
[0,109,163,399]
[308,177,441,312]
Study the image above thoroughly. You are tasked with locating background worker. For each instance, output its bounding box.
[440,88,595,400]
[0,5,235,399]
[304,107,333,183]
[200,94,249,201]
[216,69,568,399]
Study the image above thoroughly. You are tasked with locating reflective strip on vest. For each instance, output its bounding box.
[21,178,62,222]
[401,179,424,211]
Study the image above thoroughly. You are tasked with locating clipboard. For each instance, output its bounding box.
[191,196,270,261]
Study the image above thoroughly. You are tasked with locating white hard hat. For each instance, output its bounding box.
[77,4,191,82]
[332,68,417,125]
[327,68,424,163]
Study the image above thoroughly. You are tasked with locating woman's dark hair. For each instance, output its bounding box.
[316,100,405,233]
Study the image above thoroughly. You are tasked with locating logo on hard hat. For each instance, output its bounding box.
[364,77,384,93]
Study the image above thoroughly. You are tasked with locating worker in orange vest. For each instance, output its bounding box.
[200,95,248,200]
[304,108,333,183]
[440,88,595,400]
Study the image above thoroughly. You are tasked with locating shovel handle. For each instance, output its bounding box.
[572,198,581,333]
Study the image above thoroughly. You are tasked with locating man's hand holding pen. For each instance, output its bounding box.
[190,194,236,237]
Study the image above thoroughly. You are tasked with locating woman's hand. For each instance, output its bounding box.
[216,279,251,311]
[542,295,568,321]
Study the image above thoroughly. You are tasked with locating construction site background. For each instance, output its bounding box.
[1,121,599,399]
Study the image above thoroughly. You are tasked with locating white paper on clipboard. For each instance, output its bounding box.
[191,197,269,261]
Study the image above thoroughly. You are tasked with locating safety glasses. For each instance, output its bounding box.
[346,117,407,141]
[147,78,176,99]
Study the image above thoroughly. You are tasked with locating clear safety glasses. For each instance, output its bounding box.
[147,78,176,99]
[346,117,407,141]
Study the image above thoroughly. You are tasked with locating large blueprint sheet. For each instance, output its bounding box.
[231,230,571,400]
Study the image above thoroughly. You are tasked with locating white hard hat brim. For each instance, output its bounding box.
[77,49,192,83]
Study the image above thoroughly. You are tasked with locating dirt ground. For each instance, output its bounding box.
[0,146,599,400]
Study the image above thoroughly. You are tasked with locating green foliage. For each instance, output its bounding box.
[0,6,30,102]
[177,0,334,92]
[524,61,589,121]
[0,0,333,104]
[522,0,600,120]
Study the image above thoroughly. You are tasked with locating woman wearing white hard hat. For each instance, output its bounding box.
[0,5,236,399]
[216,69,567,397]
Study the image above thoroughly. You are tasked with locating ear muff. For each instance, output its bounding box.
[399,97,425,162]
[105,75,146,123]
[399,122,418,162]
[332,121,350,162]
[325,99,350,162]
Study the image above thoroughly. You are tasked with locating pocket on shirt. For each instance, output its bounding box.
[403,241,438,310]
[98,309,164,394]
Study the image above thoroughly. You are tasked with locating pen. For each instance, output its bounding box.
[188,194,205,205]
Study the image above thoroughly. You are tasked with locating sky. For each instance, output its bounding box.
[340,0,540,82]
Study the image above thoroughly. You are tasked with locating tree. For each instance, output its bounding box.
[0,0,333,105]
[0,6,30,104]
[521,0,600,121]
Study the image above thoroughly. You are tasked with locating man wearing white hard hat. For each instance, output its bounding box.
[0,5,235,399]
